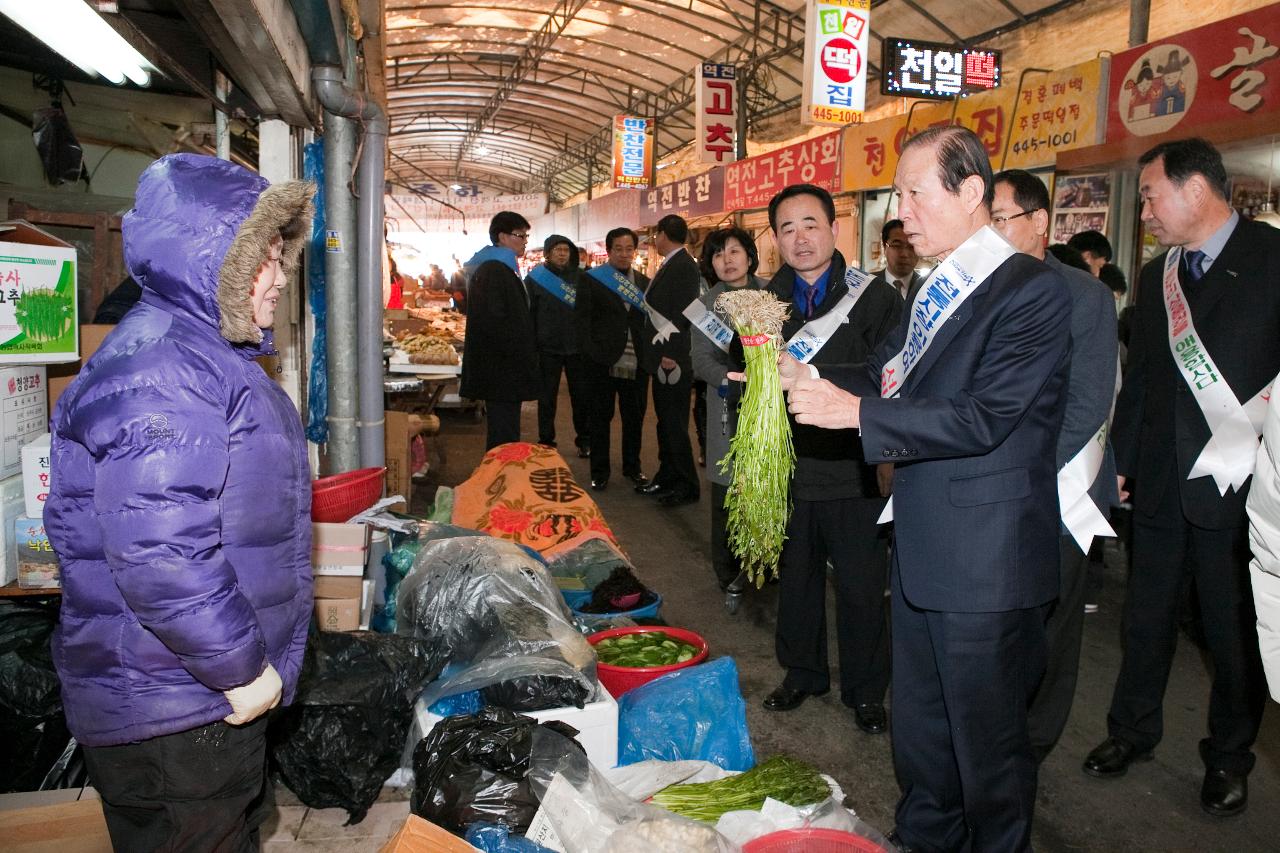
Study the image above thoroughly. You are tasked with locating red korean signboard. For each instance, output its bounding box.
[1106,4,1280,145]
[580,188,641,241]
[639,168,725,227]
[723,131,843,212]
[695,64,738,164]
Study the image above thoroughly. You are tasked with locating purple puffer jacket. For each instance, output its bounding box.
[45,154,315,747]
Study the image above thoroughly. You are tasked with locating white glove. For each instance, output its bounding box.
[223,663,283,725]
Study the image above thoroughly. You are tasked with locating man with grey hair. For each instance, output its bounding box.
[784,126,1071,851]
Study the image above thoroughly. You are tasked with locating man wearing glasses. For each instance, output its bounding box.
[460,211,540,448]
[873,218,921,303]
[991,169,1120,764]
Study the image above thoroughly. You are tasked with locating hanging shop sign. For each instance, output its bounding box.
[1004,59,1108,168]
[880,37,1001,100]
[1106,3,1280,144]
[802,0,872,126]
[841,58,1105,191]
[695,64,738,164]
[384,192,547,234]
[612,115,656,189]
[724,131,842,212]
[580,189,641,241]
[639,168,725,227]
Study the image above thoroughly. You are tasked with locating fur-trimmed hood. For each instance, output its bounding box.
[122,153,314,345]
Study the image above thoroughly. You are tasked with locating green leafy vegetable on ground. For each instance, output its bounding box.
[715,289,794,587]
[651,754,830,823]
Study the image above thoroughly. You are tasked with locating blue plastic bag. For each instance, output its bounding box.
[465,822,556,852]
[616,656,755,771]
[302,140,328,444]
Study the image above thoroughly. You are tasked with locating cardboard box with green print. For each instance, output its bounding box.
[0,221,79,364]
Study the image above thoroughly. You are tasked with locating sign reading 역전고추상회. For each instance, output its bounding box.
[802,0,871,126]
[724,131,842,211]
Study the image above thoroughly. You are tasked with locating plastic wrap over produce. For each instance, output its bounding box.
[397,535,597,712]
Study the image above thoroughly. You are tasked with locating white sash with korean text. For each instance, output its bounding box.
[1162,248,1272,495]
[683,300,734,353]
[1058,422,1116,552]
[784,266,875,364]
[877,225,1017,523]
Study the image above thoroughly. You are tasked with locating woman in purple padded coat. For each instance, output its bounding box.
[45,153,315,852]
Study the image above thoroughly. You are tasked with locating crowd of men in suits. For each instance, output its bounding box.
[460,129,1278,851]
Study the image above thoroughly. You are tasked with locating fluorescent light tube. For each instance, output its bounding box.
[0,0,155,87]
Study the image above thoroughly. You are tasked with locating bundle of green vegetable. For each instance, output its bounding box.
[651,754,830,823]
[14,289,72,342]
[594,631,699,668]
[714,289,794,587]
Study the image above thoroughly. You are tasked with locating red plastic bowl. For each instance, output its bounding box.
[743,828,890,853]
[587,626,709,698]
[311,467,386,522]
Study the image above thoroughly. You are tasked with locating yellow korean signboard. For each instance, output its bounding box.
[841,59,1106,191]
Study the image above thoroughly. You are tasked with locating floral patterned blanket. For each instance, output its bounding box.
[452,442,623,560]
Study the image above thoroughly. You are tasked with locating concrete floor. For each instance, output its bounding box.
[267,388,1279,851]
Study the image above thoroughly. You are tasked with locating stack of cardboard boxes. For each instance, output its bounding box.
[312,521,372,631]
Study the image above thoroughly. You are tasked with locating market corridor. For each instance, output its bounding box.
[260,391,1280,852]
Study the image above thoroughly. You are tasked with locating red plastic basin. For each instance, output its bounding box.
[587,626,709,698]
[743,828,890,852]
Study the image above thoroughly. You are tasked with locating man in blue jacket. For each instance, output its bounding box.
[787,126,1071,851]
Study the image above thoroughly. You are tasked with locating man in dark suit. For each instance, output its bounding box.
[459,211,540,449]
[786,126,1071,851]
[1084,138,1279,818]
[758,184,901,739]
[637,214,701,507]
[992,169,1120,762]
[871,219,922,303]
[575,227,650,491]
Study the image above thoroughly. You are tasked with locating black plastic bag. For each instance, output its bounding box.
[32,105,85,186]
[0,600,69,793]
[410,707,582,836]
[269,630,442,824]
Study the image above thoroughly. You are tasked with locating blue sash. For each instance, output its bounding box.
[528,264,577,307]
[586,265,647,310]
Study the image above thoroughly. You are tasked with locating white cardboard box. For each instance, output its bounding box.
[0,222,79,364]
[1,365,48,481]
[0,475,24,585]
[21,432,50,518]
[409,686,619,773]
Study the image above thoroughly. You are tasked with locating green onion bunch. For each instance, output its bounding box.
[14,289,72,342]
[651,754,830,823]
[714,289,794,588]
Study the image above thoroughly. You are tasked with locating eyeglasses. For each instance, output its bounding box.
[884,241,913,250]
[508,231,530,240]
[991,210,1038,226]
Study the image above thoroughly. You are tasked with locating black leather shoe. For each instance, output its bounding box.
[635,481,666,495]
[1082,736,1153,778]
[659,491,698,508]
[590,478,608,492]
[762,684,828,712]
[851,702,887,734]
[577,445,591,458]
[1201,769,1248,817]
[625,472,649,487]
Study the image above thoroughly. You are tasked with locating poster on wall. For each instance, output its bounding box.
[611,115,655,189]
[801,0,871,126]
[1051,173,1110,244]
[695,64,738,164]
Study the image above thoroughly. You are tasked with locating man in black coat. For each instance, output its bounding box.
[637,214,702,507]
[459,211,539,449]
[787,127,1071,851]
[759,185,902,740]
[871,219,922,303]
[1083,138,1279,819]
[576,227,650,491]
[527,233,590,456]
